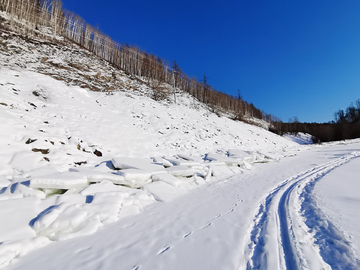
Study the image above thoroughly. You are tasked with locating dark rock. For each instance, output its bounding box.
[28,102,37,108]
[32,91,40,97]
[74,161,87,166]
[25,138,37,144]
[94,150,102,157]
[32,148,50,154]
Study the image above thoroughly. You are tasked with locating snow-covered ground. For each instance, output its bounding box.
[2,141,360,270]
[0,66,299,269]
[284,132,315,145]
[1,19,360,269]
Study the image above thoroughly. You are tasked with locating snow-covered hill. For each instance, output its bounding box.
[2,12,360,270]
[0,15,304,268]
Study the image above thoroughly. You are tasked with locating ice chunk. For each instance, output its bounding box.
[163,157,200,167]
[79,180,126,196]
[152,173,182,187]
[243,160,252,170]
[55,193,86,205]
[151,156,164,165]
[33,203,89,241]
[30,172,88,189]
[142,182,186,202]
[26,167,60,178]
[70,168,125,184]
[0,176,10,188]
[166,166,195,177]
[111,157,166,173]
[194,174,206,185]
[32,203,70,233]
[204,166,212,181]
[228,149,264,164]
[162,158,173,167]
[206,152,244,166]
[258,150,282,160]
[81,192,128,224]
[177,153,204,163]
[228,149,254,162]
[0,182,45,200]
[117,169,153,188]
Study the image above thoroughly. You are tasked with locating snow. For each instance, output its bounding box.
[111,157,166,172]
[284,132,315,145]
[142,181,186,202]
[165,165,196,177]
[1,21,360,269]
[2,143,358,270]
[152,173,182,187]
[313,157,360,267]
[30,172,88,189]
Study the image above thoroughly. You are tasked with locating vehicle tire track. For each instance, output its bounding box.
[244,151,360,270]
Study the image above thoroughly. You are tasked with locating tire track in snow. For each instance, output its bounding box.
[244,151,360,270]
[278,181,300,269]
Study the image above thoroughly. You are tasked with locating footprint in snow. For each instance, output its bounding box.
[158,246,171,255]
[201,223,212,229]
[183,232,192,238]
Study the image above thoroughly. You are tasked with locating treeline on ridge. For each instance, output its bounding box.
[0,0,267,122]
[270,99,360,142]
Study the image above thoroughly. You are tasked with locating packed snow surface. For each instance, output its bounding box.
[1,52,360,269]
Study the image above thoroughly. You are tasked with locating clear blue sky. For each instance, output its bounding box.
[61,0,360,123]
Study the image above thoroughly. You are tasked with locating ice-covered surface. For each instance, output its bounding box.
[1,19,360,269]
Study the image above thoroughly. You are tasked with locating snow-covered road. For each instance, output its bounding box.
[7,143,360,270]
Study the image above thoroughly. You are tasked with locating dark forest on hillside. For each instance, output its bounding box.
[270,100,360,142]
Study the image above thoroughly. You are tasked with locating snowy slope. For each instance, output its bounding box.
[284,132,315,145]
[0,54,299,268]
[1,13,360,270]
